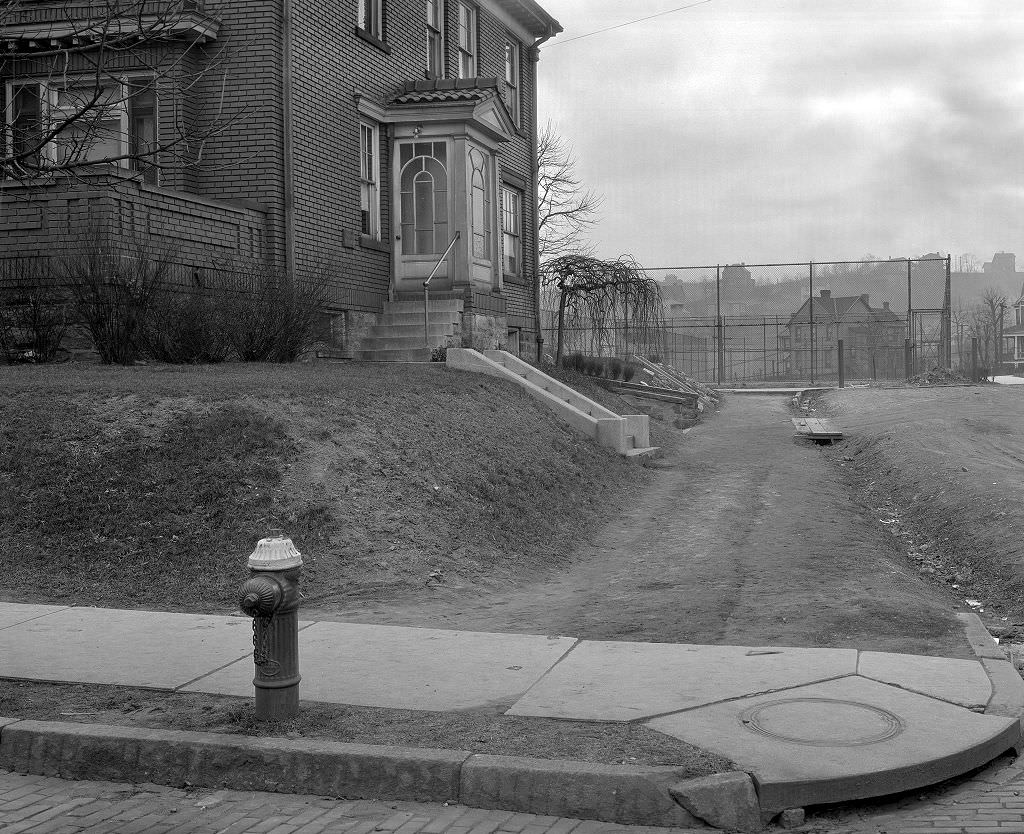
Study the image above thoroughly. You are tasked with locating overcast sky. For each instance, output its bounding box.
[535,1,1024,270]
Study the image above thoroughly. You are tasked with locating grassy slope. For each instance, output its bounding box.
[0,362,651,613]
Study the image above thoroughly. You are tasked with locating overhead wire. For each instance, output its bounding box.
[543,0,716,48]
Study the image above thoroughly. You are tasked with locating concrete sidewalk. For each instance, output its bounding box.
[1,603,1022,831]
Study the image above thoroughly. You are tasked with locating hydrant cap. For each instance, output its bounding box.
[248,535,303,571]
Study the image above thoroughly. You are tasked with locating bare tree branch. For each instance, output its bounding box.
[1,0,237,186]
[537,120,602,267]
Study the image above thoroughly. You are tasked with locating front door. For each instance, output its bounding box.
[394,139,453,291]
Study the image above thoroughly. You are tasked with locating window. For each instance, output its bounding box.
[359,122,380,239]
[358,0,383,38]
[503,40,520,125]
[426,0,443,77]
[501,186,522,275]
[399,141,449,254]
[458,3,477,78]
[5,78,157,183]
[468,146,490,260]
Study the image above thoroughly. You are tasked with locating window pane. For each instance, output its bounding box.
[129,85,157,182]
[11,85,43,166]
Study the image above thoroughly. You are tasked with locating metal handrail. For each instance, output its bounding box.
[422,231,460,350]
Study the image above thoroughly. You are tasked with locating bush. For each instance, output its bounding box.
[570,352,585,373]
[62,237,166,365]
[623,363,637,382]
[0,257,71,363]
[608,357,624,380]
[140,275,233,364]
[431,346,448,362]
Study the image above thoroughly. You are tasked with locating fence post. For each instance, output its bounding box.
[837,339,844,388]
[906,258,913,373]
[944,255,952,368]
[904,338,913,380]
[715,265,724,385]
[808,262,815,385]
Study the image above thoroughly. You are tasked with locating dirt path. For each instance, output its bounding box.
[309,396,970,658]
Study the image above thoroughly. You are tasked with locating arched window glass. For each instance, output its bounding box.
[469,147,490,260]
[399,142,448,254]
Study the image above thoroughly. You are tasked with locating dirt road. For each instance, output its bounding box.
[314,395,970,658]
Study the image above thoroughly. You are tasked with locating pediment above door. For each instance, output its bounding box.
[359,78,517,146]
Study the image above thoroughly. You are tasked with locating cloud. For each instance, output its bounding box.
[536,0,1024,265]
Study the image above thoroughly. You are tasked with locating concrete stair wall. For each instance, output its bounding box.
[446,348,656,457]
[359,299,463,362]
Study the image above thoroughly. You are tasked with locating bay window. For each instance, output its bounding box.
[5,78,157,183]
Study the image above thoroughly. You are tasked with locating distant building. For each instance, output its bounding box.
[783,289,905,379]
[1002,291,1024,371]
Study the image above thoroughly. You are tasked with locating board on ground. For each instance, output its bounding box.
[792,416,843,442]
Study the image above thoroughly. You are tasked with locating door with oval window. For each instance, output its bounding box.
[395,140,452,288]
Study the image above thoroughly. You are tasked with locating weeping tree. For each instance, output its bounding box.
[543,254,664,364]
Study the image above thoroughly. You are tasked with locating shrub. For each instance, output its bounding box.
[623,363,637,382]
[61,237,167,365]
[219,261,329,363]
[569,352,585,373]
[608,357,624,380]
[431,346,448,362]
[0,257,71,364]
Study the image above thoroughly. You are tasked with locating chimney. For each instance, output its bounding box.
[860,293,870,305]
[820,289,831,299]
[883,301,890,310]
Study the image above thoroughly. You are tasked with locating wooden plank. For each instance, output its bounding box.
[791,417,843,439]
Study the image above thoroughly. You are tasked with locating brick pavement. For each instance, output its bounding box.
[0,771,707,834]
[805,752,1024,834]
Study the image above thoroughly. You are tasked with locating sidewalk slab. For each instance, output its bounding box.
[0,603,68,630]
[646,675,1021,815]
[0,606,253,689]
[183,622,577,712]
[858,652,991,708]
[507,641,857,721]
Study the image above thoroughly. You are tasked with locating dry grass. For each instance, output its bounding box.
[0,361,650,613]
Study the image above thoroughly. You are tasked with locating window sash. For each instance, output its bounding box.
[426,0,443,76]
[359,122,380,238]
[358,0,382,37]
[504,40,520,124]
[458,4,476,78]
[501,187,522,275]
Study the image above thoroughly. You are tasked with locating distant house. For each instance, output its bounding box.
[1001,290,1024,371]
[783,289,905,379]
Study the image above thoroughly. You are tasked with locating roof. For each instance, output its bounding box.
[390,78,501,106]
[494,0,563,38]
[787,294,902,327]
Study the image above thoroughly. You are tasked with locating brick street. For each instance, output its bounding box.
[0,770,706,834]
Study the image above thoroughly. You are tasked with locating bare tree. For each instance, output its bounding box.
[537,121,603,266]
[968,287,1007,372]
[543,254,663,364]
[1,0,233,184]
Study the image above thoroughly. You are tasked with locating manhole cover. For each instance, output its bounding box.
[739,697,905,747]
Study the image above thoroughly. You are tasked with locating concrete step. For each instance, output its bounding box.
[386,300,464,314]
[378,311,462,326]
[371,318,459,333]
[361,334,453,350]
[360,347,433,362]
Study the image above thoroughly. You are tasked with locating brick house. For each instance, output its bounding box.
[783,289,906,380]
[0,0,561,359]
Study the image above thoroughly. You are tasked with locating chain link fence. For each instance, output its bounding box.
[544,257,956,386]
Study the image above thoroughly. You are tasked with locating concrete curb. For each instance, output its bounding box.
[0,718,719,829]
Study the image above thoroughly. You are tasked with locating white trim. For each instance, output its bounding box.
[359,119,381,240]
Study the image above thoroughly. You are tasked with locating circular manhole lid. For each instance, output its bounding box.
[739,697,905,747]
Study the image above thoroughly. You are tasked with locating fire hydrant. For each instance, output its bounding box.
[238,533,303,720]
